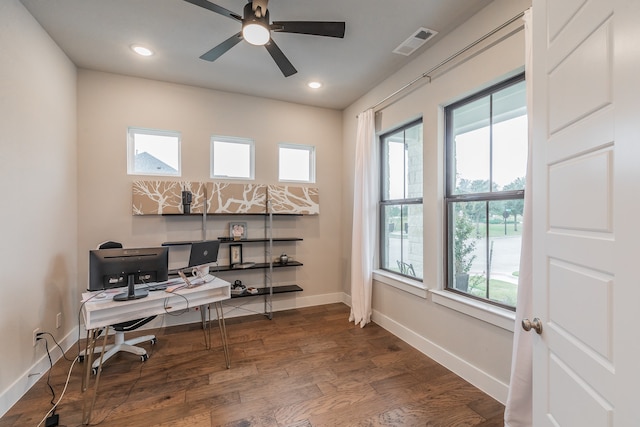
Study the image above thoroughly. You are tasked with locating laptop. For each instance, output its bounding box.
[188,240,220,268]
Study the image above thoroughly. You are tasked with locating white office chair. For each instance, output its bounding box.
[84,241,157,374]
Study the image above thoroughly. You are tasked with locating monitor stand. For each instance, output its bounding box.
[114,274,149,301]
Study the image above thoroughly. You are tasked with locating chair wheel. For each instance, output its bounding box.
[141,354,149,362]
[79,355,85,363]
[91,368,98,376]
[151,338,157,345]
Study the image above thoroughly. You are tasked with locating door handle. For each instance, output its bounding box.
[522,317,543,334]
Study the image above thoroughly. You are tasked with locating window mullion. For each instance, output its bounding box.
[489,94,494,193]
[485,201,490,300]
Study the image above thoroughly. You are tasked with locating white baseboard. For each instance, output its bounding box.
[0,326,79,418]
[221,291,346,319]
[371,308,509,404]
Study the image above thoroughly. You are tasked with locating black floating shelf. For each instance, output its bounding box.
[214,261,303,273]
[160,212,302,216]
[162,241,197,246]
[231,284,303,299]
[163,238,303,246]
[217,237,303,243]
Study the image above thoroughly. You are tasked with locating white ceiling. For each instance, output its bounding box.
[20,0,494,110]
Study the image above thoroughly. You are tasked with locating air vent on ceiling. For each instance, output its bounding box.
[393,27,438,56]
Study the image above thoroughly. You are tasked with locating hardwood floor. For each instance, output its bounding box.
[1,303,504,426]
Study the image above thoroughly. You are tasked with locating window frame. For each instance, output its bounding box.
[210,135,255,180]
[127,127,181,177]
[379,118,424,281]
[444,72,526,310]
[278,143,316,183]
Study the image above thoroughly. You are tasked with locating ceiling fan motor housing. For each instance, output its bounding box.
[250,0,269,18]
[242,1,270,45]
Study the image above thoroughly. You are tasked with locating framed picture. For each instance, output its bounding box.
[229,244,243,266]
[229,222,247,240]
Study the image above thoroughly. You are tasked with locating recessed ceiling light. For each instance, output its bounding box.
[131,45,154,57]
[307,81,322,89]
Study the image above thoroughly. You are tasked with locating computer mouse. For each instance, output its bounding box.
[96,292,107,299]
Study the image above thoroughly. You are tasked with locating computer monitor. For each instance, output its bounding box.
[89,246,169,301]
[188,240,220,268]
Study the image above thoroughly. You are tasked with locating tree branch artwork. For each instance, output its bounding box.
[210,183,267,214]
[132,180,181,215]
[268,185,319,215]
[133,181,209,214]
[132,181,319,215]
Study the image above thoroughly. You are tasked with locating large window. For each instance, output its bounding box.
[127,127,181,176]
[211,135,255,180]
[380,119,423,280]
[445,73,527,309]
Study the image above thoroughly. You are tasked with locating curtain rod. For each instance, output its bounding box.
[365,10,526,113]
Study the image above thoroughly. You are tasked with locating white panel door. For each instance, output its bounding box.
[531,0,640,425]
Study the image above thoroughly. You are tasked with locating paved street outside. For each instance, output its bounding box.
[387,232,522,285]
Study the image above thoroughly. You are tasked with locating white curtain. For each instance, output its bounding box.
[504,8,533,427]
[349,109,377,328]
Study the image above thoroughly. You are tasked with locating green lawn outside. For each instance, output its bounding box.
[473,222,523,238]
[467,275,518,306]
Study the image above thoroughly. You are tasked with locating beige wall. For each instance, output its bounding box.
[342,0,531,402]
[77,70,344,325]
[0,0,77,413]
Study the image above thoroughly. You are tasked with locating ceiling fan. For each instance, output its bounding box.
[184,0,346,77]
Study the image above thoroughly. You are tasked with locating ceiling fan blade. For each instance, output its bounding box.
[183,0,242,22]
[200,32,243,62]
[264,40,297,77]
[271,21,346,38]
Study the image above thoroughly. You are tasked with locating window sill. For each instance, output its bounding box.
[430,290,516,332]
[373,270,427,298]
[211,176,255,181]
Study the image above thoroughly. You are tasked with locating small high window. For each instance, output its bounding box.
[127,127,181,176]
[211,136,255,180]
[279,143,316,183]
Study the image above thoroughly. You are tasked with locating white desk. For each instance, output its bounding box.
[80,277,231,424]
[82,277,230,329]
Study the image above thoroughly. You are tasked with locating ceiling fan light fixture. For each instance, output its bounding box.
[242,21,270,46]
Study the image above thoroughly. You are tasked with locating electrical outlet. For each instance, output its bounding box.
[56,313,62,329]
[33,328,40,347]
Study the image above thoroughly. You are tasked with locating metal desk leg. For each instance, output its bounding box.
[200,304,212,349]
[82,327,109,425]
[214,301,230,369]
[200,303,229,368]
[81,329,93,392]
